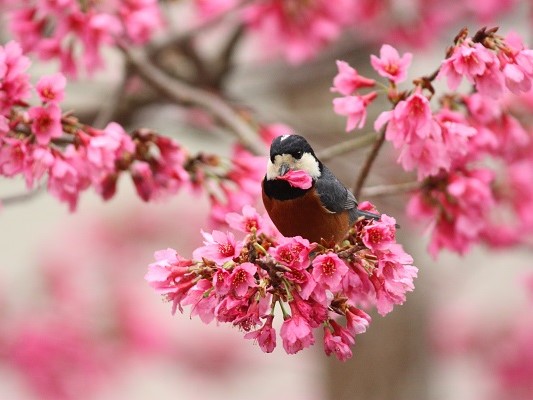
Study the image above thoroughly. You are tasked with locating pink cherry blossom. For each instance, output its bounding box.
[333,92,377,131]
[29,103,63,145]
[204,144,266,224]
[311,252,348,292]
[213,267,231,296]
[225,204,265,234]
[288,292,327,328]
[272,236,313,270]
[372,245,417,315]
[181,279,217,324]
[331,60,375,95]
[439,40,504,97]
[276,169,313,189]
[280,312,315,354]
[0,41,31,115]
[397,138,451,180]
[145,249,196,314]
[244,315,276,353]
[408,168,495,256]
[0,137,31,177]
[323,326,352,361]
[463,92,502,124]
[345,306,371,335]
[85,122,135,179]
[26,146,54,188]
[375,90,448,178]
[193,230,243,264]
[145,249,194,292]
[244,0,357,64]
[229,262,257,297]
[8,1,162,75]
[46,146,91,211]
[119,0,163,44]
[434,108,477,163]
[147,205,416,360]
[375,90,437,147]
[130,160,157,201]
[362,214,396,251]
[498,32,533,94]
[194,0,238,20]
[35,72,66,103]
[370,44,412,84]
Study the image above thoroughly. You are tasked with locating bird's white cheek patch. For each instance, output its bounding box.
[296,153,321,179]
[266,159,279,180]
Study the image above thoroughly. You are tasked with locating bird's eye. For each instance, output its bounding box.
[293,151,303,159]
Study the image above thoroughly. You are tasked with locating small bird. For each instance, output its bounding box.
[262,134,380,244]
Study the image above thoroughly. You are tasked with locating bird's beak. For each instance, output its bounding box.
[279,163,290,176]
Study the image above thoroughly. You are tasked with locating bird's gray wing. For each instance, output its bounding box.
[316,166,381,224]
[315,165,358,214]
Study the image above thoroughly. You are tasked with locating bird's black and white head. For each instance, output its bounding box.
[266,134,321,181]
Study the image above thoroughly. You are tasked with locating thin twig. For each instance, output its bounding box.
[361,181,419,197]
[119,43,265,156]
[1,185,45,206]
[214,24,245,86]
[353,128,386,198]
[148,0,252,57]
[316,132,377,162]
[92,67,131,129]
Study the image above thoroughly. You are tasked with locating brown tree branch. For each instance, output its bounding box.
[118,43,265,156]
[213,24,246,86]
[92,66,131,129]
[353,128,386,197]
[361,181,419,197]
[1,186,45,206]
[148,0,252,57]
[316,132,378,162]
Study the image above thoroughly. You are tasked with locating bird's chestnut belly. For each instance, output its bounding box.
[262,189,350,244]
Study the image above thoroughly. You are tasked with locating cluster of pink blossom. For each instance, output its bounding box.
[193,0,525,65]
[331,60,378,132]
[333,27,533,255]
[0,41,272,217]
[242,0,359,64]
[146,203,417,360]
[5,0,162,75]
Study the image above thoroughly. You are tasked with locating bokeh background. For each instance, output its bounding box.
[1,1,533,399]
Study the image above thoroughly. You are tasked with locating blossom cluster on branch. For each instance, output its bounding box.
[332,27,533,256]
[0,40,273,218]
[1,0,524,75]
[146,203,417,360]
[8,0,162,76]
[193,0,522,64]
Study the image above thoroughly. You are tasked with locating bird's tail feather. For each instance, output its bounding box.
[355,209,380,220]
[352,209,401,228]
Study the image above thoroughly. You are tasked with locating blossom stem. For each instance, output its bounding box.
[253,242,269,256]
[278,299,290,319]
[361,181,419,197]
[282,279,294,302]
[352,127,387,197]
[118,43,266,156]
[316,132,378,162]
